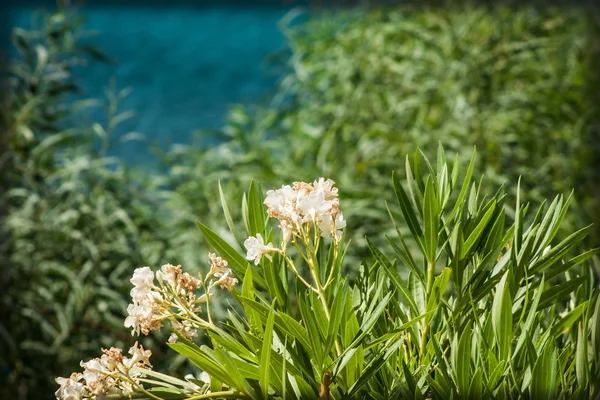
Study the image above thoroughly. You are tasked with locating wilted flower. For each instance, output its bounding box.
[168,320,198,343]
[57,343,152,400]
[128,341,152,369]
[213,273,239,291]
[207,253,231,280]
[157,263,201,293]
[244,233,276,265]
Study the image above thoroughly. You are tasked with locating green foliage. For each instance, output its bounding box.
[370,147,600,398]
[164,5,600,266]
[77,147,599,399]
[0,9,172,398]
[3,4,600,399]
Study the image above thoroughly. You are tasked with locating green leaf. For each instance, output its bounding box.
[455,323,472,396]
[384,201,424,284]
[549,301,588,339]
[575,322,588,388]
[492,271,512,361]
[367,238,419,316]
[530,341,558,399]
[299,293,324,371]
[529,225,592,274]
[460,200,496,259]
[514,275,545,359]
[538,276,586,310]
[168,343,241,394]
[392,171,424,251]
[446,148,476,223]
[423,176,439,264]
[324,283,346,358]
[260,302,276,399]
[335,291,394,364]
[248,180,266,236]
[218,181,244,248]
[347,337,403,396]
[242,266,263,335]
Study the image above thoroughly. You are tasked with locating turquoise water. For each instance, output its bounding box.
[8,3,293,164]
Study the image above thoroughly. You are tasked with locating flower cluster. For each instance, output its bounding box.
[124,262,237,340]
[244,178,346,265]
[55,342,152,400]
[124,266,166,336]
[265,178,345,240]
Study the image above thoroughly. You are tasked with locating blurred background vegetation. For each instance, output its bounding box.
[1,2,599,399]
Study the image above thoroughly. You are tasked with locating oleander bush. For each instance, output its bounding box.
[55,148,600,399]
[2,3,600,400]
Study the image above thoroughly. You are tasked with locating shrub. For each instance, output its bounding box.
[55,147,600,399]
[0,9,172,397]
[4,4,600,398]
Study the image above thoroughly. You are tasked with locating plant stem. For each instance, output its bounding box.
[202,282,213,325]
[187,390,247,399]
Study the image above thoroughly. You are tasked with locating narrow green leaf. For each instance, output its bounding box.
[460,200,496,259]
[324,284,346,358]
[423,176,439,264]
[576,322,588,388]
[455,323,472,396]
[248,180,266,236]
[492,271,512,361]
[529,225,592,274]
[447,148,476,223]
[530,341,558,399]
[392,171,424,251]
[260,303,276,399]
[242,266,263,335]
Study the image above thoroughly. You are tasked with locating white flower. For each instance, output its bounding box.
[318,212,347,239]
[244,234,276,265]
[279,220,292,249]
[263,178,345,245]
[313,178,338,200]
[156,263,177,287]
[264,185,294,211]
[124,291,164,336]
[264,185,301,223]
[55,374,87,400]
[199,371,211,384]
[80,359,107,383]
[130,267,155,300]
[297,189,332,222]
